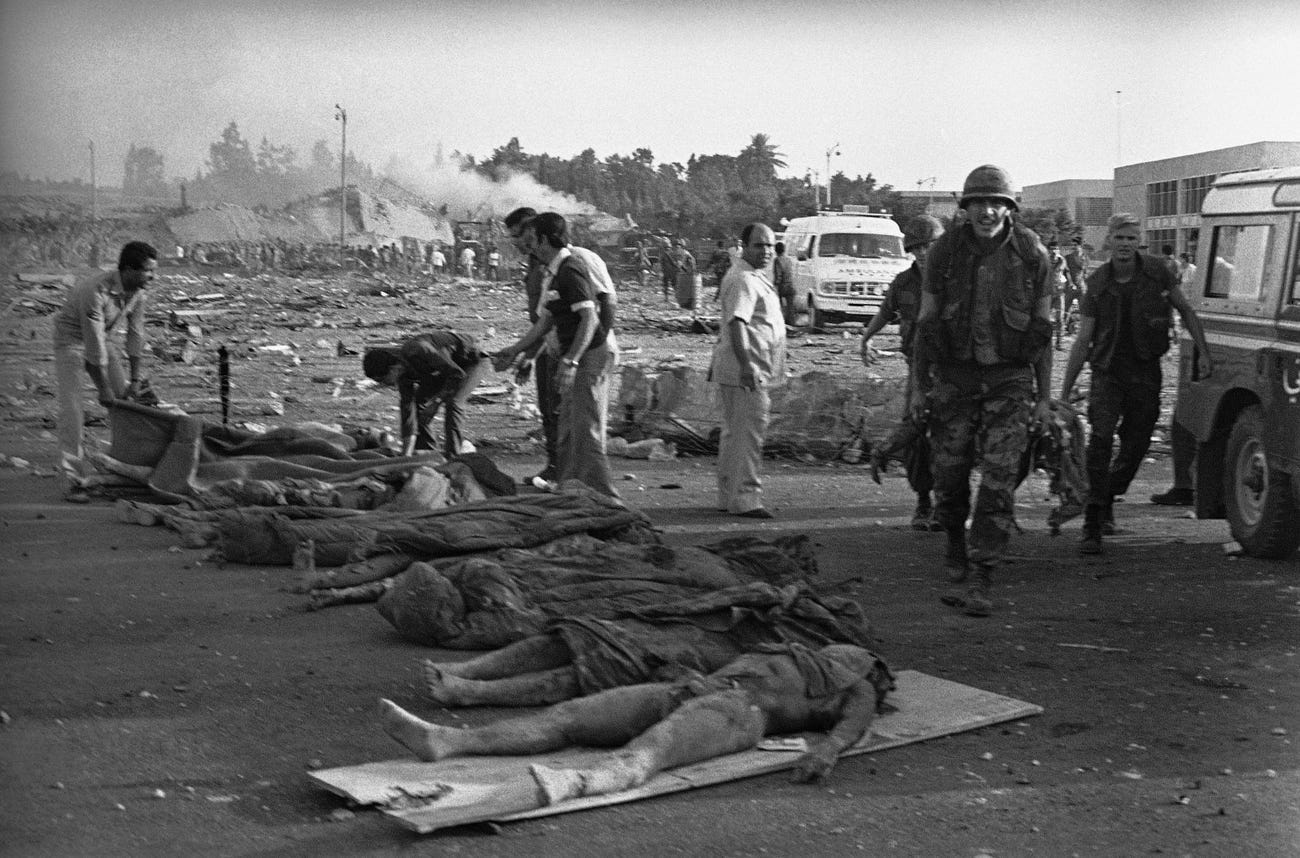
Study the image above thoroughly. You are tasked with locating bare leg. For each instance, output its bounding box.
[381,684,678,761]
[425,663,580,707]
[532,689,767,803]
[429,634,573,680]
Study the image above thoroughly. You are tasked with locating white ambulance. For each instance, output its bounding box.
[782,206,911,327]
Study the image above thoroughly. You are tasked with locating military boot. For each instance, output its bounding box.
[939,562,992,616]
[943,527,969,583]
[962,564,993,617]
[1080,505,1103,555]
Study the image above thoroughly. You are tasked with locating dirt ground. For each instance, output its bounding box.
[1,266,1297,857]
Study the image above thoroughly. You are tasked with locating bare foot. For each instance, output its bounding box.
[423,660,467,706]
[530,763,584,805]
[378,698,452,762]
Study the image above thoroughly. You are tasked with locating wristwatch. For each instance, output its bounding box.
[562,357,579,367]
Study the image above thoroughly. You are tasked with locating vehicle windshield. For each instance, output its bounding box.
[817,233,905,259]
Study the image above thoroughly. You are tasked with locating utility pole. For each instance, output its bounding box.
[823,142,840,209]
[917,176,937,211]
[1115,90,1123,165]
[88,140,98,267]
[335,104,347,267]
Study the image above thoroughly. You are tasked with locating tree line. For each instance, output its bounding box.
[470,133,946,238]
[109,125,1079,243]
[120,122,375,209]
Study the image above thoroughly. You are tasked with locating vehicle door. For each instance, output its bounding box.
[791,231,817,301]
[1177,213,1288,441]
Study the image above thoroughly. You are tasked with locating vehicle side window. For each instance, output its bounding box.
[807,236,817,258]
[792,234,810,260]
[1291,219,1300,306]
[1205,224,1272,301]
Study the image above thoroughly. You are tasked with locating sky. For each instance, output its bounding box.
[3,0,1300,195]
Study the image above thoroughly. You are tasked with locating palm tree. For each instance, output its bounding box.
[738,133,787,188]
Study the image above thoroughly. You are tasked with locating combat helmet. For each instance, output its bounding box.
[903,214,945,250]
[959,164,1018,211]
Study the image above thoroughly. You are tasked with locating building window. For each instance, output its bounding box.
[1181,174,1216,214]
[1183,228,1200,265]
[1146,229,1177,255]
[1147,180,1178,217]
[1205,224,1272,301]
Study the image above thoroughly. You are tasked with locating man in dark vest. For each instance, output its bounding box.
[1061,213,1213,554]
[862,214,945,530]
[914,165,1054,617]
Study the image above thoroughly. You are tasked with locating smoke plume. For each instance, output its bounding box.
[382,155,597,221]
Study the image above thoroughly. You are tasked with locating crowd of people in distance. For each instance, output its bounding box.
[55,163,1212,623]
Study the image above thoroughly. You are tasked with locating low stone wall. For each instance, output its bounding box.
[616,363,906,459]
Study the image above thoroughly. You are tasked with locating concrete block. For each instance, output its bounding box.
[615,364,907,456]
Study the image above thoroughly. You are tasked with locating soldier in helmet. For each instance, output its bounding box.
[861,214,945,530]
[913,165,1055,617]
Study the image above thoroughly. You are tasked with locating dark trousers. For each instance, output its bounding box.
[1085,363,1162,509]
[1170,419,1195,490]
[404,358,492,456]
[535,351,560,472]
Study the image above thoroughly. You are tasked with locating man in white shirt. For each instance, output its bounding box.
[709,223,785,518]
[52,241,158,502]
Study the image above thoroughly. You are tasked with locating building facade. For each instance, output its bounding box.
[1020,178,1114,252]
[1113,141,1300,261]
[892,189,960,223]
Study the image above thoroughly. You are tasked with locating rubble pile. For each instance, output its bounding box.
[1,260,933,474]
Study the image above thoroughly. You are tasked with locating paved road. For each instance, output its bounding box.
[1,456,1296,857]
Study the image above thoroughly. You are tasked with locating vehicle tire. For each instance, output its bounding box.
[1223,405,1300,558]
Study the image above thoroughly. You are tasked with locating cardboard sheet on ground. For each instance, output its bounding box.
[310,670,1042,834]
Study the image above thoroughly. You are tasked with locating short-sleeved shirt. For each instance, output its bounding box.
[542,253,607,356]
[52,269,147,367]
[528,247,618,353]
[709,260,787,387]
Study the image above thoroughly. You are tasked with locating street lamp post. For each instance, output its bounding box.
[88,140,98,266]
[335,104,347,267]
[823,142,840,209]
[1114,90,1123,164]
[917,176,937,211]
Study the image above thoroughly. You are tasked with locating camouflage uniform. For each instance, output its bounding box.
[871,263,932,502]
[918,222,1052,570]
